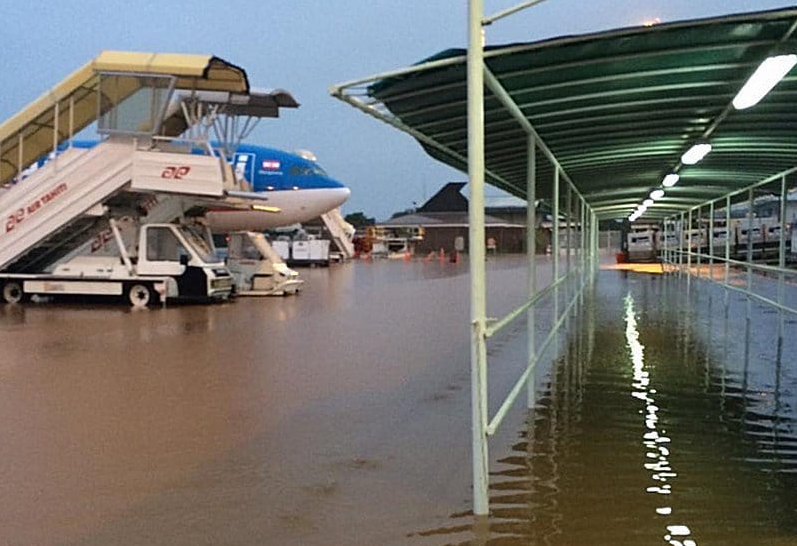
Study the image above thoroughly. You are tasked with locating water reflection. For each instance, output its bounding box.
[624,293,694,546]
[414,269,797,546]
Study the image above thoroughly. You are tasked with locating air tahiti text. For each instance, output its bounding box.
[5,182,68,233]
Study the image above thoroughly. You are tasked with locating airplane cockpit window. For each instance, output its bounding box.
[289,164,327,177]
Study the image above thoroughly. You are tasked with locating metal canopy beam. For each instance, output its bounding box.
[333,8,797,221]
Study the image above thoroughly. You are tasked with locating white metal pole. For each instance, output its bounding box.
[17,134,23,181]
[527,135,537,409]
[725,196,731,282]
[695,205,701,279]
[53,101,59,158]
[553,167,560,340]
[69,96,75,146]
[591,211,598,273]
[679,212,685,276]
[778,175,786,343]
[747,188,754,283]
[709,202,715,281]
[565,184,572,320]
[725,195,731,309]
[687,209,693,286]
[581,201,585,270]
[467,0,489,517]
[566,184,572,274]
[746,188,754,322]
[581,199,587,285]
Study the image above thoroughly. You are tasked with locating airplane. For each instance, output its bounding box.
[207,144,350,232]
[16,141,350,233]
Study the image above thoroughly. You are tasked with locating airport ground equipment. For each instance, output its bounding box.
[0,217,232,306]
[224,231,303,296]
[0,51,300,305]
[270,235,331,266]
[320,208,355,259]
[289,237,330,266]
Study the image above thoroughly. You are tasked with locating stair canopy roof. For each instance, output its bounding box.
[0,51,251,186]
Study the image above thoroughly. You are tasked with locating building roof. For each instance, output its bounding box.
[381,211,522,228]
[418,182,468,212]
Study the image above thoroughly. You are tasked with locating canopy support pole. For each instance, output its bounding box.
[526,135,537,409]
[468,0,489,517]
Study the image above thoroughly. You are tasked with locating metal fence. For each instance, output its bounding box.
[661,169,797,327]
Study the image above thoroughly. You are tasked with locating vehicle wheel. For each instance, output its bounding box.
[127,283,153,308]
[1,281,26,304]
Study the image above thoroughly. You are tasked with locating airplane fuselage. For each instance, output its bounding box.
[38,141,350,232]
[206,144,350,232]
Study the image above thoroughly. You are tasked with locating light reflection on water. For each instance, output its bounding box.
[625,293,693,546]
[417,269,797,546]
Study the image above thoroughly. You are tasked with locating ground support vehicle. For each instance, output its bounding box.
[0,218,233,307]
[225,231,303,296]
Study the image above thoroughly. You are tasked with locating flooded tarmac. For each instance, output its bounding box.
[423,267,797,546]
[1,257,796,545]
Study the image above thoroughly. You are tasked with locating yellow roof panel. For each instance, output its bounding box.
[0,51,249,185]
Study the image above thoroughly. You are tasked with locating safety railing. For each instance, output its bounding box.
[661,168,796,321]
[330,0,595,516]
[465,0,599,516]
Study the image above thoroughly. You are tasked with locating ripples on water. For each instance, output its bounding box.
[423,270,797,546]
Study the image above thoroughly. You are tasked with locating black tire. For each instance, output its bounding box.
[127,283,154,308]
[1,281,27,304]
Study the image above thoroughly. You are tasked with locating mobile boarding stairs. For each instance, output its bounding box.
[0,51,299,281]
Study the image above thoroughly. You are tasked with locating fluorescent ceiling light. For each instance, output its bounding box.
[662,173,680,187]
[650,189,665,200]
[733,54,797,110]
[681,143,712,165]
[643,199,654,207]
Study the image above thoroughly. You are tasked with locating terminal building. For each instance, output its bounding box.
[378,182,533,254]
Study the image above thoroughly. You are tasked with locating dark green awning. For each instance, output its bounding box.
[339,7,797,220]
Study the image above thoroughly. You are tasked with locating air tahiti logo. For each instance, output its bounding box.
[5,182,68,234]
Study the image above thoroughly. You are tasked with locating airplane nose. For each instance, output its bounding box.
[333,186,351,207]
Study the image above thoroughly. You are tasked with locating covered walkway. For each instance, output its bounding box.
[333,4,797,515]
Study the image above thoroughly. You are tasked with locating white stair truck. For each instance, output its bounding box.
[225,231,303,296]
[320,208,355,260]
[0,218,233,307]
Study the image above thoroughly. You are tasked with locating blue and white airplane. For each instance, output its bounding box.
[207,144,350,232]
[21,141,350,232]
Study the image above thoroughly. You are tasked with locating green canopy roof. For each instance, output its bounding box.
[334,7,797,220]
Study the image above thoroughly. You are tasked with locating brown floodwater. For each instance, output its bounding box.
[1,257,795,546]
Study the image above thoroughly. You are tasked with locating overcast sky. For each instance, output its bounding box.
[1,1,792,220]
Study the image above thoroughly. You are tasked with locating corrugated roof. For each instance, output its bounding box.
[336,7,797,221]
